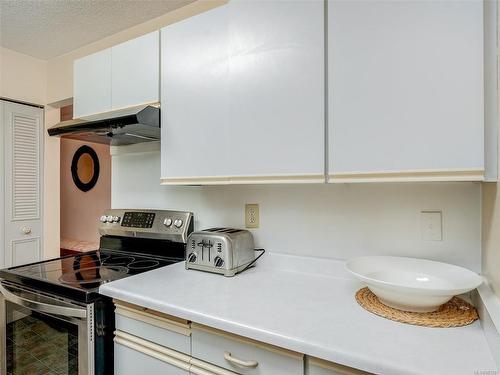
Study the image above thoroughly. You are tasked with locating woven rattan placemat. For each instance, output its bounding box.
[355,287,478,328]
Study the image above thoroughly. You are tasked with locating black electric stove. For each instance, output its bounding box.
[0,209,193,375]
[0,236,187,303]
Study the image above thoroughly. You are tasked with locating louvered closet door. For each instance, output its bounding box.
[3,101,43,267]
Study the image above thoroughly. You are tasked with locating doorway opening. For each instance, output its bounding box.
[59,105,111,256]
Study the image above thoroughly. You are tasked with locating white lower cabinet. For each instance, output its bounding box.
[191,323,303,375]
[115,338,190,375]
[113,301,370,375]
[308,357,372,375]
[114,301,192,374]
[114,300,192,354]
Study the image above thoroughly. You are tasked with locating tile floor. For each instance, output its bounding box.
[6,313,78,375]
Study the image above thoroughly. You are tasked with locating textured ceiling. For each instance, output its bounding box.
[0,0,194,60]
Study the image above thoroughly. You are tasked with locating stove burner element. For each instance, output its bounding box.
[98,253,110,262]
[128,260,160,270]
[72,252,102,270]
[59,266,128,285]
[101,256,135,267]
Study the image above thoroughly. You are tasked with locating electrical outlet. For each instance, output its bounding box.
[245,204,259,228]
[421,210,442,241]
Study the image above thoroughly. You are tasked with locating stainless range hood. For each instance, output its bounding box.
[48,104,160,146]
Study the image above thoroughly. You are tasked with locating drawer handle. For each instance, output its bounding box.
[224,351,259,369]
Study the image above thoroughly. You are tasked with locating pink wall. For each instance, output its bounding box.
[60,139,111,244]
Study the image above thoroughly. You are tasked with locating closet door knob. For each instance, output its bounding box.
[21,226,32,235]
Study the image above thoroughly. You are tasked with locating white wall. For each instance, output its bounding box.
[112,150,481,271]
[0,47,46,105]
[43,106,60,260]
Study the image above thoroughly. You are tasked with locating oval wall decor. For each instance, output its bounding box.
[71,145,100,192]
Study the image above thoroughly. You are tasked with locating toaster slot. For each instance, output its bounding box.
[224,229,243,233]
[196,239,214,262]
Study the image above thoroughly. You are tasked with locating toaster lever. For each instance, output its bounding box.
[197,240,214,261]
[207,240,213,261]
[197,241,205,260]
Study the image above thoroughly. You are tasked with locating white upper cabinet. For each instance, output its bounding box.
[73,31,160,118]
[328,0,485,182]
[161,5,231,181]
[73,49,112,118]
[112,31,160,110]
[160,0,325,185]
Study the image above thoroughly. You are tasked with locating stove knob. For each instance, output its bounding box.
[163,218,173,227]
[188,253,197,263]
[99,215,108,223]
[112,216,120,223]
[106,215,114,223]
[174,219,183,228]
[214,256,224,268]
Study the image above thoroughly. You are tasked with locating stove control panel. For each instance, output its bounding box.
[121,212,155,228]
[98,209,193,243]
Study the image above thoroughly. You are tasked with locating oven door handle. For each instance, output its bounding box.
[0,282,87,319]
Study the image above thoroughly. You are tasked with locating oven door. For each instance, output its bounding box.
[0,281,94,375]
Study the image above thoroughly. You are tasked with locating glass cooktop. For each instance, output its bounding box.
[0,250,179,302]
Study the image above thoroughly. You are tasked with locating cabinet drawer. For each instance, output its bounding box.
[115,331,190,375]
[308,357,373,375]
[114,300,191,354]
[192,324,303,375]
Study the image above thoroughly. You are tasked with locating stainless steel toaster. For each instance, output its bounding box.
[186,228,256,276]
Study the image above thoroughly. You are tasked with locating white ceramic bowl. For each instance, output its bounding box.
[345,256,483,312]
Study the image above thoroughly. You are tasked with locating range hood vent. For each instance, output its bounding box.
[48,104,160,146]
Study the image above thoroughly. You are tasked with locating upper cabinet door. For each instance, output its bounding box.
[73,49,112,118]
[161,5,231,180]
[73,32,160,118]
[328,1,484,182]
[161,0,325,185]
[112,31,160,110]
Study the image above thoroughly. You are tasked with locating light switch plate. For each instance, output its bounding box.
[421,210,442,241]
[245,204,259,228]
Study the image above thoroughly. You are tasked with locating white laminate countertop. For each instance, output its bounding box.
[100,253,496,375]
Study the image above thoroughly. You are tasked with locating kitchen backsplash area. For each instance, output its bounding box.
[112,150,481,272]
